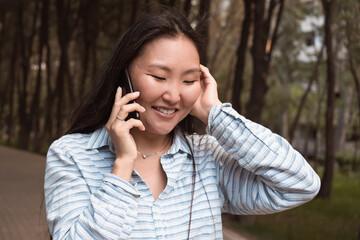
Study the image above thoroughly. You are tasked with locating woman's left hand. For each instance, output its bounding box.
[190,65,222,125]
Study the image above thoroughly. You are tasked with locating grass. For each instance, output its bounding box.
[224,172,360,240]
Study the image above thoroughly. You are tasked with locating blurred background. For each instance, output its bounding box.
[0,0,359,239]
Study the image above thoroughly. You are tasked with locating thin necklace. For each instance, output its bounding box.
[137,138,170,159]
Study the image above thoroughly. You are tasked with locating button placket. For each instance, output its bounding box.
[152,203,166,239]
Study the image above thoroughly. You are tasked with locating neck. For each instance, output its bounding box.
[130,128,172,154]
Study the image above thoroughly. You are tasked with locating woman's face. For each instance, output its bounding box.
[128,36,201,136]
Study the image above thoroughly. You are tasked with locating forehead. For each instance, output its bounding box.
[134,36,200,68]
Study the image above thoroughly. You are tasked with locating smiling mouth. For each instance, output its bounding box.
[152,106,177,114]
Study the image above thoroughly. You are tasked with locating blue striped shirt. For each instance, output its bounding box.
[44,103,320,239]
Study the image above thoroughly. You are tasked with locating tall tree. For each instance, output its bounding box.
[208,0,240,71]
[231,0,252,113]
[5,9,19,146]
[54,0,79,136]
[318,0,336,199]
[183,0,192,17]
[289,45,324,143]
[245,0,285,123]
[343,0,360,157]
[0,6,10,123]
[197,0,211,65]
[30,0,49,152]
[17,0,39,149]
[130,0,138,25]
[78,0,99,101]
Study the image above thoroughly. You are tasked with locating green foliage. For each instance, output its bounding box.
[336,152,359,172]
[225,172,360,240]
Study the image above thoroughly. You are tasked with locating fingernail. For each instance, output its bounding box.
[141,107,146,111]
[117,87,121,92]
[133,91,140,95]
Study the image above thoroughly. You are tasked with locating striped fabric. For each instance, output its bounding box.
[44,103,320,239]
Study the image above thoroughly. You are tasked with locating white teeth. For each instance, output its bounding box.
[154,107,176,114]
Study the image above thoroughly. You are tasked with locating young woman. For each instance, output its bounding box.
[44,8,320,240]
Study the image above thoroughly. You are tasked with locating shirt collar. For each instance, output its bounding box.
[86,126,116,153]
[86,126,191,156]
[165,127,192,156]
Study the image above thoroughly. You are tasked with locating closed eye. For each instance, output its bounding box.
[149,74,166,80]
[184,80,198,84]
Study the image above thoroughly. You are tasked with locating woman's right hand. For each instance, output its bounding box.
[105,87,146,181]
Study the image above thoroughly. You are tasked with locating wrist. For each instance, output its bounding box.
[111,157,135,182]
[202,101,222,125]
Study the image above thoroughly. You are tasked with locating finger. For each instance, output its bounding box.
[121,103,145,114]
[200,65,218,89]
[117,103,146,120]
[200,64,211,76]
[200,65,214,82]
[118,91,140,106]
[108,87,123,124]
[109,90,140,124]
[115,118,145,132]
[114,91,141,119]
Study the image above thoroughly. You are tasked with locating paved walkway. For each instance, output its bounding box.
[0,145,251,240]
[0,146,48,239]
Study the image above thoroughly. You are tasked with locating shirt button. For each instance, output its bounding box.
[153,207,160,214]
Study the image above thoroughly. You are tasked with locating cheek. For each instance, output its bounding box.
[132,78,155,103]
[183,85,201,108]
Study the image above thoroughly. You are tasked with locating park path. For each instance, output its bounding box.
[0,146,48,239]
[0,145,251,240]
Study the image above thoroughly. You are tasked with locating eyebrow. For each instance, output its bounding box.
[148,63,200,75]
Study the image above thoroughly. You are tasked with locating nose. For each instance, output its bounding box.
[162,82,181,105]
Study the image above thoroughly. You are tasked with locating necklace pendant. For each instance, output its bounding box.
[142,154,148,159]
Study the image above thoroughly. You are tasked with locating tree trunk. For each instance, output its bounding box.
[348,49,360,125]
[279,64,291,139]
[208,0,238,73]
[5,18,19,146]
[318,0,336,199]
[245,0,285,123]
[43,43,55,146]
[145,0,151,12]
[348,46,360,173]
[345,10,360,171]
[335,86,353,152]
[55,50,68,135]
[0,10,9,123]
[55,0,78,136]
[31,0,49,152]
[314,75,326,171]
[183,0,192,17]
[116,0,124,34]
[168,0,176,7]
[17,1,39,150]
[289,45,324,143]
[231,0,252,113]
[130,0,138,25]
[197,0,210,65]
[79,0,99,102]
[245,0,267,122]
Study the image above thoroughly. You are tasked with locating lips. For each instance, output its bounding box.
[152,106,177,114]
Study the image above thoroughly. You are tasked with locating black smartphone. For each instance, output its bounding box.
[121,68,140,120]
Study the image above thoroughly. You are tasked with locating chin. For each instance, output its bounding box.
[144,122,177,136]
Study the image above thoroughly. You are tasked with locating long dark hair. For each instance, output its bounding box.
[66,7,204,135]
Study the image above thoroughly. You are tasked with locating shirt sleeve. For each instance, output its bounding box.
[44,140,139,240]
[206,103,321,215]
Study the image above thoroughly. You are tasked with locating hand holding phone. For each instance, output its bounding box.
[122,69,140,120]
